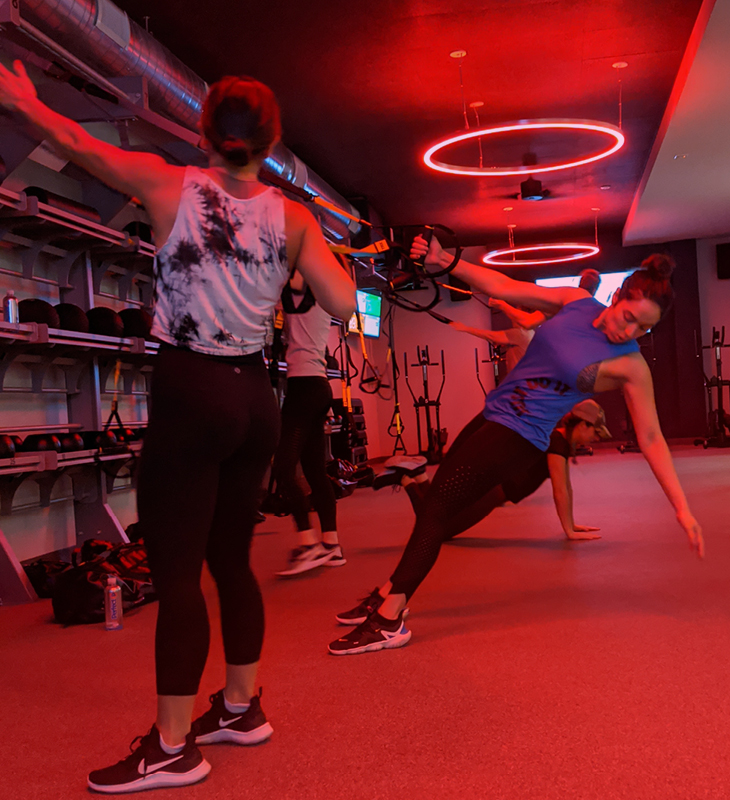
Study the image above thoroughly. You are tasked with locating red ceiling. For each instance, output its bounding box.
[117,0,704,247]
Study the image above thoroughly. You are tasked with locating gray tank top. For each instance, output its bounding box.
[285,302,332,378]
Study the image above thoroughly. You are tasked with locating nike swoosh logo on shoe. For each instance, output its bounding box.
[138,755,184,775]
[219,715,244,728]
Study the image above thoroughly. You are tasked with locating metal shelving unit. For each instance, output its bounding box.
[0,188,154,605]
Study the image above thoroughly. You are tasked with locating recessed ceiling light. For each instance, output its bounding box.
[600,184,611,190]
[507,223,517,229]
[612,61,628,69]
[469,101,484,108]
[503,206,513,212]
[450,49,467,59]
[591,207,601,212]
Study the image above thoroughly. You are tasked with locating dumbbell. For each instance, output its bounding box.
[18,299,60,328]
[55,303,90,333]
[21,434,62,452]
[87,307,124,338]
[58,432,85,452]
[108,427,137,443]
[81,430,118,449]
[0,435,16,459]
[119,308,153,340]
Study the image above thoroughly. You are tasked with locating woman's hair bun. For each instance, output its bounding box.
[218,136,253,167]
[641,253,675,280]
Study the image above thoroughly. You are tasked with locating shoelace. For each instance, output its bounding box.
[120,728,155,767]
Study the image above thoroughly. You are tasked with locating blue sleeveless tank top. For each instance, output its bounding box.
[483,297,639,450]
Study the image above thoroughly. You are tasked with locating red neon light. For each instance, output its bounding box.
[482,243,600,266]
[424,119,624,176]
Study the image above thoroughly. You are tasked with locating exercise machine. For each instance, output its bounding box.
[694,326,730,449]
[403,345,447,463]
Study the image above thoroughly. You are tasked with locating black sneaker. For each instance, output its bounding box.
[87,726,210,794]
[335,588,410,625]
[335,587,385,625]
[328,611,411,655]
[193,688,273,746]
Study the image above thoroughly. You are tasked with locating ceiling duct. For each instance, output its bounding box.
[15,0,360,238]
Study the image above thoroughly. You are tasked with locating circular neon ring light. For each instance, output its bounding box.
[424,119,624,176]
[483,243,600,266]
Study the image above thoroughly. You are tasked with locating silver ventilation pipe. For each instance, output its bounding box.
[18,0,360,237]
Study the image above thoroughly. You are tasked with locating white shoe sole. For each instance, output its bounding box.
[325,557,347,567]
[384,455,427,470]
[328,628,412,655]
[336,606,409,626]
[195,721,273,746]
[88,759,211,793]
[276,552,334,576]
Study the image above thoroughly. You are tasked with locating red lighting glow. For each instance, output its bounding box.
[423,119,624,176]
[482,243,600,266]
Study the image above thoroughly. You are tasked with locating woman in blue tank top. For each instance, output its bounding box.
[330,237,704,656]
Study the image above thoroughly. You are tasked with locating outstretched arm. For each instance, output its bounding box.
[547,454,601,540]
[411,234,587,314]
[620,355,704,556]
[448,321,513,346]
[489,299,547,330]
[0,60,180,204]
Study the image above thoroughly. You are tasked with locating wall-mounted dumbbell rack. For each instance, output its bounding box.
[0,186,155,605]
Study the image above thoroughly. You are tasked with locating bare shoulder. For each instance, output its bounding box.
[284,197,316,233]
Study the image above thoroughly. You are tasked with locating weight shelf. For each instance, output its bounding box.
[0,442,142,479]
[0,320,158,355]
[0,187,156,257]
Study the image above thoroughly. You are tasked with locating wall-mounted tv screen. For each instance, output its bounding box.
[348,290,382,338]
[535,271,634,307]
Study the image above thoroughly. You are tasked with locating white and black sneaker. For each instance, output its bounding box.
[322,542,347,567]
[328,611,411,655]
[193,688,273,746]
[276,542,334,576]
[373,455,428,491]
[87,726,210,794]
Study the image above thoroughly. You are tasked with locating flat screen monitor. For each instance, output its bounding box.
[348,290,382,338]
[535,270,634,306]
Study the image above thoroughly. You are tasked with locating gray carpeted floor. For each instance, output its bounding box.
[1,447,729,799]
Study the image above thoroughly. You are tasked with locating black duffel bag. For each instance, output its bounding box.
[52,541,156,625]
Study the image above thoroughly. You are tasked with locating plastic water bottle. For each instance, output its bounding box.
[104,575,123,631]
[2,290,19,324]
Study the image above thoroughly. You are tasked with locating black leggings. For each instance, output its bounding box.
[138,346,279,696]
[273,376,337,533]
[389,415,542,600]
